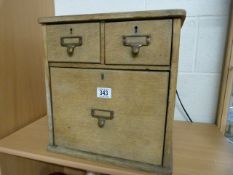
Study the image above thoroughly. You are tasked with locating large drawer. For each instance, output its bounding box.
[105,20,172,65]
[46,23,100,63]
[50,67,169,165]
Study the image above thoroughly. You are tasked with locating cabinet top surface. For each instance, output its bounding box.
[38,9,186,24]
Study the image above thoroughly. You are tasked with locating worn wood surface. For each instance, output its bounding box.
[163,19,182,169]
[42,10,184,174]
[0,117,233,175]
[46,23,101,63]
[50,68,169,167]
[42,25,55,147]
[38,10,186,25]
[100,22,105,65]
[105,20,172,65]
[0,0,53,138]
[217,3,233,133]
[49,62,171,71]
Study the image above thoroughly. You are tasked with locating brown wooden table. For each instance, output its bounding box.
[0,117,232,175]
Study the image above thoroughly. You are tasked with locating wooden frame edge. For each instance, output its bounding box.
[42,26,55,146]
[163,18,182,169]
[217,3,233,133]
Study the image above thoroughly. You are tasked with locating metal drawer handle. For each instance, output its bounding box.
[91,109,114,128]
[123,35,151,56]
[60,36,82,57]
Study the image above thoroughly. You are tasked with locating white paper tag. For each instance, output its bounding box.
[97,87,112,99]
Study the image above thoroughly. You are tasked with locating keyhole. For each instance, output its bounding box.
[101,73,104,80]
[134,26,138,33]
[70,28,73,34]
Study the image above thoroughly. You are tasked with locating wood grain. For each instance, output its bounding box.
[163,18,182,169]
[50,68,169,168]
[100,22,105,64]
[173,122,233,175]
[0,117,232,175]
[38,10,186,25]
[0,0,54,138]
[0,0,56,174]
[217,3,233,133]
[42,25,55,147]
[49,62,171,71]
[105,20,172,65]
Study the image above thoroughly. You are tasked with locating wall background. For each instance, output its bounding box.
[54,0,231,123]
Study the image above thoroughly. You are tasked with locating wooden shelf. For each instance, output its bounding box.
[0,116,233,175]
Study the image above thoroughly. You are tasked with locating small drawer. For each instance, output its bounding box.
[105,20,172,65]
[50,68,169,166]
[46,23,100,63]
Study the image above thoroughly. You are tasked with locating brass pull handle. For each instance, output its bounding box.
[91,109,114,128]
[123,35,151,56]
[60,36,82,57]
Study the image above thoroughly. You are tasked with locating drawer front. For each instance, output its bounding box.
[105,20,172,65]
[50,68,169,165]
[46,23,100,63]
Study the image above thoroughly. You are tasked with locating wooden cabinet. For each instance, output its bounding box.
[39,10,185,174]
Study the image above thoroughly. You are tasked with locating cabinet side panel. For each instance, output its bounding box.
[43,26,55,146]
[163,18,182,170]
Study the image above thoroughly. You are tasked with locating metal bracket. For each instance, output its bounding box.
[60,36,82,57]
[123,35,151,56]
[91,109,114,128]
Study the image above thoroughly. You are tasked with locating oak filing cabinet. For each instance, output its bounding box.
[39,10,185,175]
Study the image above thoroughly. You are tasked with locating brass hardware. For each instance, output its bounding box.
[91,109,114,128]
[123,35,151,56]
[60,36,82,57]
